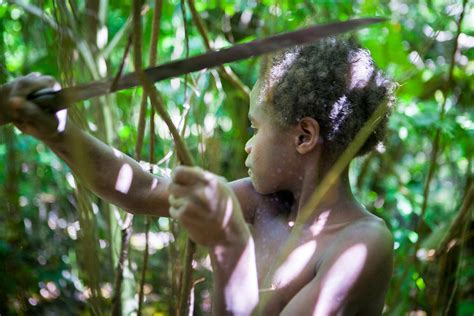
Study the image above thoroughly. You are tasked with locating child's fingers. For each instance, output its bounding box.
[169,196,207,222]
[169,205,183,221]
[10,99,58,135]
[172,166,212,186]
[12,73,60,97]
[11,97,44,125]
[168,183,191,198]
[168,194,184,208]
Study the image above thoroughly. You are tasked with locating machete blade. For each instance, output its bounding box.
[29,18,385,111]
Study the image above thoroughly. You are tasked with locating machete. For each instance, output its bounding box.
[28,18,384,112]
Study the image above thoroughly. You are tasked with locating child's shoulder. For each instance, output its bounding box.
[324,213,394,279]
[308,214,393,314]
[339,214,393,253]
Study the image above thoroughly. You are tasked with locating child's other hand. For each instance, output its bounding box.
[168,166,250,247]
[0,73,63,141]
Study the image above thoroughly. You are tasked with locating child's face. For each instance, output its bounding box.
[245,80,299,194]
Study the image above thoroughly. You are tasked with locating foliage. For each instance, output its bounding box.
[0,0,472,315]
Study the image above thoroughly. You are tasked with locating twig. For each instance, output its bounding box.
[110,34,133,92]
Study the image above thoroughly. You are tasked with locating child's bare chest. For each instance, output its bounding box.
[250,206,340,311]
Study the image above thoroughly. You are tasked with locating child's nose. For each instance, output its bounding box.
[245,140,252,154]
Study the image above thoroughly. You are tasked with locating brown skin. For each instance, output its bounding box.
[1,75,393,315]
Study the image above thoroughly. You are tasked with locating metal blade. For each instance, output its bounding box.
[29,18,385,111]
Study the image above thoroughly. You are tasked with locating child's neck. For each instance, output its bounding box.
[289,167,362,226]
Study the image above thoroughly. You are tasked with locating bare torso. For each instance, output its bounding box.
[232,178,390,315]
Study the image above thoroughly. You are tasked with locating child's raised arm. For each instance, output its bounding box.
[0,73,171,216]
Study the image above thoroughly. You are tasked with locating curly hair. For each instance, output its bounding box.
[260,37,395,159]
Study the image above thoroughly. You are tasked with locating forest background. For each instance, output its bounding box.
[0,0,472,315]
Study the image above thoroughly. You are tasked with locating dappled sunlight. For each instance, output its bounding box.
[222,197,233,228]
[313,243,367,314]
[39,281,60,300]
[224,238,259,313]
[55,109,68,133]
[329,96,349,134]
[65,172,77,189]
[112,148,124,158]
[348,50,375,90]
[150,177,158,190]
[115,163,133,194]
[309,210,331,236]
[130,231,174,254]
[0,0,469,314]
[273,240,317,288]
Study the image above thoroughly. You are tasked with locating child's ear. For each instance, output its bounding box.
[295,117,320,154]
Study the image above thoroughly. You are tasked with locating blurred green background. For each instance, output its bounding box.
[0,0,472,315]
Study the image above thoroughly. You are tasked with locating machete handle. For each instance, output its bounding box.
[0,88,64,127]
[27,88,66,113]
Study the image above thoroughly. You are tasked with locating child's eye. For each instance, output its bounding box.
[247,126,258,135]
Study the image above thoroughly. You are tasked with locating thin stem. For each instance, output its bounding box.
[111,214,133,316]
[132,2,196,316]
[137,218,151,316]
[137,1,162,313]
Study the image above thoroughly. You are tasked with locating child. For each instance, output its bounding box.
[0,37,394,315]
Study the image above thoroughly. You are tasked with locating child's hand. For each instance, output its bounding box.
[168,166,250,247]
[0,73,63,141]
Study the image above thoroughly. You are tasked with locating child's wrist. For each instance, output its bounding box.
[209,232,254,265]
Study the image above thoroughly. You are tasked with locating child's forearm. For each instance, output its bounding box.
[209,237,259,315]
[44,121,170,216]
